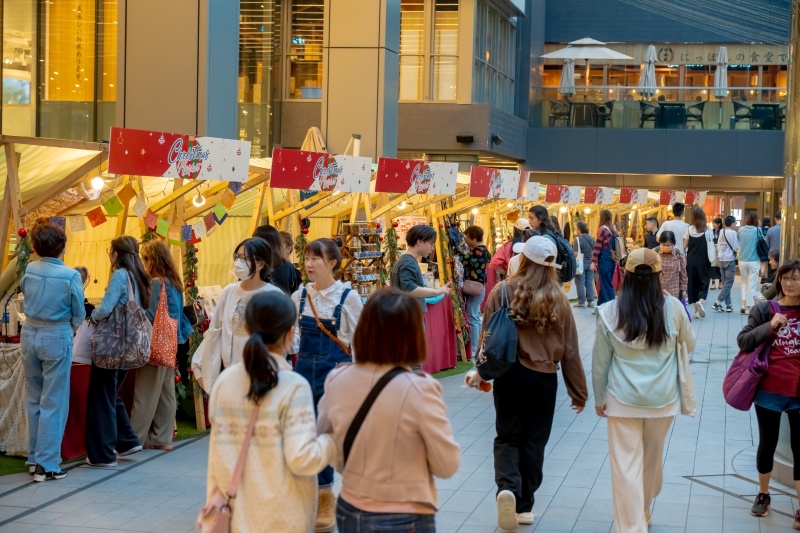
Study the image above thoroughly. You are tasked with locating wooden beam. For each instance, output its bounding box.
[22,153,106,215]
[182,173,269,219]
[273,191,333,221]
[248,183,268,236]
[371,194,411,219]
[115,182,132,236]
[0,135,106,152]
[431,196,488,219]
[0,180,13,269]
[4,145,23,231]
[265,185,275,223]
[363,193,373,221]
[149,180,202,214]
[350,193,361,222]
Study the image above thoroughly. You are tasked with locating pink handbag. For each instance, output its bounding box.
[196,403,260,532]
[722,301,779,411]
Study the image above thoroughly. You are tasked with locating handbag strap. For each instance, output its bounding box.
[343,367,407,465]
[225,401,261,500]
[306,293,352,356]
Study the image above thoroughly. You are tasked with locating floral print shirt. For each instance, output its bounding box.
[462,245,492,284]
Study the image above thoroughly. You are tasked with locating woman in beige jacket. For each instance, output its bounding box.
[317,289,460,532]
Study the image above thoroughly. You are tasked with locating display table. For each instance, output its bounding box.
[422,295,458,375]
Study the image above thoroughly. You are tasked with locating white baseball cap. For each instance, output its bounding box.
[516,236,561,269]
[513,218,530,231]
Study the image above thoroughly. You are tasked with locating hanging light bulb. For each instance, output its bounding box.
[91,176,105,191]
[559,206,567,213]
[584,207,591,214]
[192,192,206,207]
[471,208,479,215]
[398,201,407,210]
[506,202,513,208]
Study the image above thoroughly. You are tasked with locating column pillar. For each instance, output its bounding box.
[774,0,800,485]
[116,0,239,137]
[321,0,400,158]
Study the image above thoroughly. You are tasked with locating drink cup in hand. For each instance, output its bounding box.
[466,370,492,392]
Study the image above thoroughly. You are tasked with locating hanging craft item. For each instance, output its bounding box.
[15,228,32,281]
[380,221,399,287]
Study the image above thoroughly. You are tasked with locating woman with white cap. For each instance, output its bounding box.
[469,236,587,531]
[593,247,695,532]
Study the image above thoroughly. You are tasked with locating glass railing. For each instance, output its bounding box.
[530,86,788,130]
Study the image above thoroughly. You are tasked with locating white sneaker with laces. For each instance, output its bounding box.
[517,511,535,525]
[496,490,517,531]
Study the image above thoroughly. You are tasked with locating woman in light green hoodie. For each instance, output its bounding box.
[593,248,696,533]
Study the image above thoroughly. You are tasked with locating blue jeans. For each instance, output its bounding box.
[574,262,595,305]
[717,260,736,306]
[336,497,436,533]
[597,249,616,305]
[465,286,485,358]
[22,320,73,472]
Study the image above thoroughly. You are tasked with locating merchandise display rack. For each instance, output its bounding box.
[338,221,384,303]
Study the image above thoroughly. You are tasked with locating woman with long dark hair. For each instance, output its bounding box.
[291,238,363,532]
[253,224,302,295]
[203,291,336,532]
[736,260,800,528]
[318,289,459,532]
[469,236,587,530]
[683,207,713,319]
[591,209,619,306]
[86,235,152,467]
[527,205,558,237]
[593,248,695,532]
[131,239,194,451]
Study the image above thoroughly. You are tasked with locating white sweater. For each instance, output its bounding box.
[205,358,338,533]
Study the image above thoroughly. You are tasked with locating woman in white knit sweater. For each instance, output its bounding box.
[204,291,338,533]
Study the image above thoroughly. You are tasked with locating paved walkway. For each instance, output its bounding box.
[0,283,796,532]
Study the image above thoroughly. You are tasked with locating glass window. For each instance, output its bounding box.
[400,0,424,100]
[239,0,282,157]
[432,0,458,100]
[287,0,323,100]
[473,1,515,113]
[3,0,36,136]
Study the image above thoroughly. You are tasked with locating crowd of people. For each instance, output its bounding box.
[16,205,800,533]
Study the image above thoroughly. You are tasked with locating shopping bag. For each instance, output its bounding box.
[72,321,96,365]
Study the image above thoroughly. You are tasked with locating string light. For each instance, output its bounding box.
[192,192,206,207]
[559,206,567,213]
[471,208,479,215]
[584,207,591,214]
[398,201,407,210]
[91,176,104,191]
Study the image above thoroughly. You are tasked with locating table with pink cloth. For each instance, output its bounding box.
[422,295,458,375]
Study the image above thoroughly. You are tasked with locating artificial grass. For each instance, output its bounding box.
[176,417,209,441]
[432,360,473,380]
[0,453,28,476]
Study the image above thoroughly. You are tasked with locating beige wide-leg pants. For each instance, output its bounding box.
[130,364,175,446]
[607,416,673,533]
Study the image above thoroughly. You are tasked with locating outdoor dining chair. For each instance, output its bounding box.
[639,101,658,128]
[732,101,752,129]
[686,101,706,129]
[549,100,572,127]
[593,101,614,127]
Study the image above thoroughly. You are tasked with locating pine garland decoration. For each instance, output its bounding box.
[380,225,399,287]
[141,228,158,243]
[296,231,308,284]
[437,225,470,361]
[183,243,204,401]
[15,230,32,281]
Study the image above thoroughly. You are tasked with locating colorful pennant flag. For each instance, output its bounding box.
[192,220,207,238]
[203,212,215,231]
[228,181,244,195]
[117,184,136,204]
[156,218,169,237]
[102,195,124,216]
[221,189,236,209]
[68,215,86,232]
[49,217,66,231]
[181,225,193,242]
[145,210,158,230]
[133,197,147,218]
[86,207,107,227]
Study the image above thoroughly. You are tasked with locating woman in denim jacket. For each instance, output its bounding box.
[20,222,85,481]
[131,240,193,451]
[85,236,151,467]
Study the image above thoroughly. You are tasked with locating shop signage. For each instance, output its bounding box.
[545,184,581,204]
[270,148,372,192]
[660,190,686,206]
[107,127,251,182]
[685,190,707,206]
[394,215,428,247]
[543,43,789,66]
[375,158,458,195]
[469,167,522,199]
[619,188,649,204]
[584,187,615,204]
[523,179,540,201]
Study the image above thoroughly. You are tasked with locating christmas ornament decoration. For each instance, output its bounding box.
[15,229,32,281]
[17,228,27,238]
[455,221,461,227]
[392,221,399,228]
[302,227,309,235]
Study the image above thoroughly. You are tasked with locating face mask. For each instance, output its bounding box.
[233,258,252,280]
[659,247,673,254]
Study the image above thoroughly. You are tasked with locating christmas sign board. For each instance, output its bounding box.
[108,127,251,182]
[685,190,707,206]
[544,184,582,204]
[269,148,372,192]
[394,216,428,247]
[375,158,458,195]
[659,190,686,206]
[619,188,649,205]
[469,167,521,199]
[522,179,540,201]
[584,187,615,205]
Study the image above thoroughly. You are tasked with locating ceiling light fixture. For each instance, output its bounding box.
[192,192,206,207]
[471,208,479,215]
[91,176,105,191]
[398,201,407,210]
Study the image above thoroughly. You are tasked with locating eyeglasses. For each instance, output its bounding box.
[233,253,247,261]
[781,277,800,284]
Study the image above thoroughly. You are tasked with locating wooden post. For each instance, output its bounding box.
[193,377,206,431]
[4,145,23,231]
[115,180,133,237]
[248,183,268,236]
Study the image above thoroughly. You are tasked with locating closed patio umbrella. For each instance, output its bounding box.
[714,46,729,128]
[559,58,576,97]
[542,37,633,99]
[638,45,657,99]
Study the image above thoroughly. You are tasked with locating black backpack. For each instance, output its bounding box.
[543,229,577,283]
[475,283,518,380]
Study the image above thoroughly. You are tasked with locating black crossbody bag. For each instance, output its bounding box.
[342,367,408,465]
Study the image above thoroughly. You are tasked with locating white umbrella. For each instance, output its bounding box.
[638,45,657,99]
[714,46,729,99]
[542,37,633,98]
[714,46,729,128]
[559,58,576,97]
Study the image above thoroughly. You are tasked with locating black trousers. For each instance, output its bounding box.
[755,405,800,480]
[493,363,558,513]
[85,365,140,464]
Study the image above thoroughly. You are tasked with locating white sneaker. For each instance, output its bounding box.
[497,490,517,531]
[695,301,706,318]
[517,511,535,525]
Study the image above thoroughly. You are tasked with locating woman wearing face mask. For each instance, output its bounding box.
[290,238,363,533]
[192,237,282,390]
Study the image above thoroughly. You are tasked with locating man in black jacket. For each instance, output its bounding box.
[644,217,659,249]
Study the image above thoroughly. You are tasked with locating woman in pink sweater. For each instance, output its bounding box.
[317,289,460,532]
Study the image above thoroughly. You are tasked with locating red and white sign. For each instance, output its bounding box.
[685,190,707,206]
[545,184,581,204]
[469,168,521,199]
[584,187,614,204]
[659,190,686,206]
[620,188,649,205]
[107,127,251,182]
[523,179,540,201]
[375,158,458,195]
[270,148,372,192]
